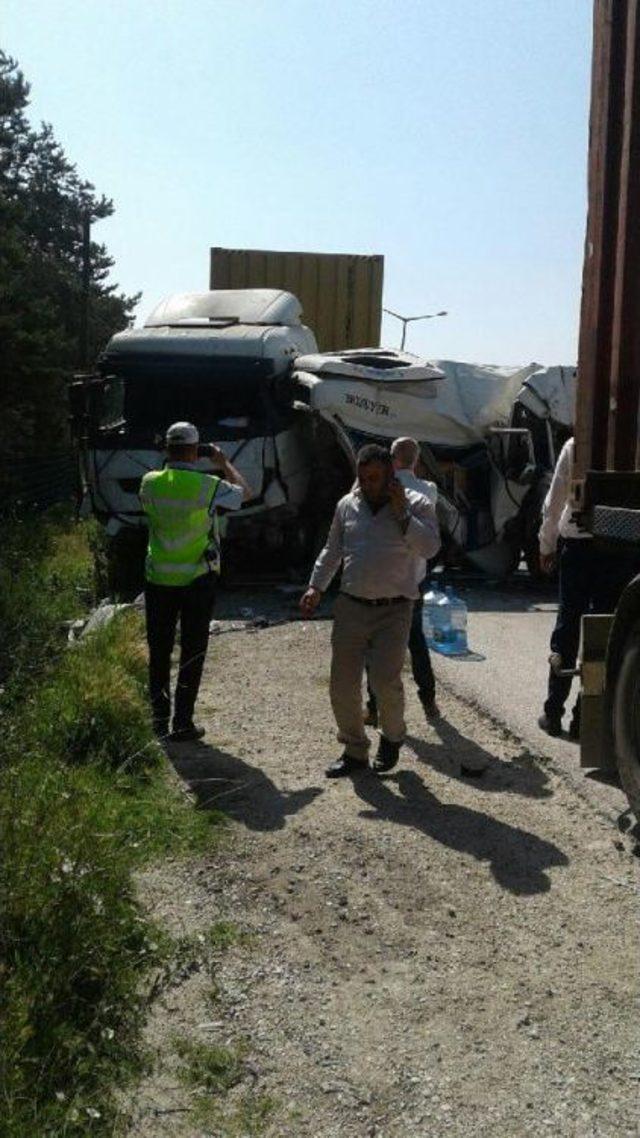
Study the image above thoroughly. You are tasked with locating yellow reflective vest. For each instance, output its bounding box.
[140,467,221,586]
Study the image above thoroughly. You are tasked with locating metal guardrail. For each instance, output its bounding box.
[0,453,80,515]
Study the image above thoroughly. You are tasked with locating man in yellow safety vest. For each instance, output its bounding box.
[140,421,250,741]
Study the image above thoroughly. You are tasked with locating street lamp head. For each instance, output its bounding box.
[382,305,448,350]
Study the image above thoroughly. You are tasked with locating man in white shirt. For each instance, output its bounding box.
[364,436,440,725]
[300,443,440,778]
[538,436,636,738]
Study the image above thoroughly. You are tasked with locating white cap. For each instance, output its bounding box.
[166,421,199,445]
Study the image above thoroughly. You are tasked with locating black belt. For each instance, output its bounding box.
[341,593,409,607]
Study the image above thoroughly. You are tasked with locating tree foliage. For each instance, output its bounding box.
[0,51,139,491]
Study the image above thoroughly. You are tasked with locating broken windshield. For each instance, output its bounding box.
[108,367,292,445]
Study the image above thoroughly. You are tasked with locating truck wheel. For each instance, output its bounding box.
[105,529,147,601]
[303,418,354,567]
[612,618,640,818]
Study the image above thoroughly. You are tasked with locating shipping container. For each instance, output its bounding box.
[573,0,640,491]
[210,247,384,352]
[573,0,640,816]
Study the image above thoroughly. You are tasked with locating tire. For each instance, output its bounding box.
[303,417,354,566]
[105,528,147,601]
[612,619,640,818]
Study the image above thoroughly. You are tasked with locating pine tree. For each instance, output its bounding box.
[0,51,139,498]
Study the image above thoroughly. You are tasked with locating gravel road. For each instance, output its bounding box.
[127,591,639,1138]
[427,574,633,825]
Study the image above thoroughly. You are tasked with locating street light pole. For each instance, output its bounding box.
[79,212,92,369]
[383,308,448,351]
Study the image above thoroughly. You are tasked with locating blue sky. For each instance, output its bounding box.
[5,0,592,364]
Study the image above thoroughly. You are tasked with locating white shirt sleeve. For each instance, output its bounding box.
[538,439,572,556]
[421,480,438,507]
[309,502,345,592]
[211,479,244,513]
[404,496,441,560]
[396,469,438,506]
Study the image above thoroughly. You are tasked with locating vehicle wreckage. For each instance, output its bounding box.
[70,288,574,594]
[292,349,575,577]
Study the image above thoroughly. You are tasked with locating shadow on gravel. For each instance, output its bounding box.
[457,576,558,615]
[353,768,568,895]
[408,720,553,799]
[167,742,323,831]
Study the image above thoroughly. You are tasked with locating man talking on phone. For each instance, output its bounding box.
[300,444,440,778]
[140,422,250,741]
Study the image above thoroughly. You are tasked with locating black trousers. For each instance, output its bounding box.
[145,573,217,728]
[544,539,637,721]
[367,597,436,713]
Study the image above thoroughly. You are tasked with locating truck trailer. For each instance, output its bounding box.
[210,247,384,352]
[573,0,640,817]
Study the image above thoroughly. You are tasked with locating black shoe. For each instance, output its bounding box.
[153,719,170,739]
[170,722,206,742]
[538,713,562,738]
[325,753,368,779]
[374,736,400,773]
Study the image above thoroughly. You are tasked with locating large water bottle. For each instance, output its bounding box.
[430,588,452,650]
[421,588,440,645]
[446,587,468,655]
[424,586,468,654]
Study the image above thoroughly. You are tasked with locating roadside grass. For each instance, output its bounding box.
[156,921,243,988]
[0,512,225,1136]
[174,1036,276,1136]
[220,1092,277,1137]
[205,919,246,951]
[175,1037,245,1095]
[166,921,276,1136]
[0,508,95,701]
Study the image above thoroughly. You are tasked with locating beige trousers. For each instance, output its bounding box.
[330,594,413,761]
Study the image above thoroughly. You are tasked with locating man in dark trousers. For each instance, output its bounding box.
[365,436,440,724]
[300,443,440,778]
[140,422,250,741]
[538,436,638,738]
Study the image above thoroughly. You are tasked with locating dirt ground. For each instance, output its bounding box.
[127,594,639,1138]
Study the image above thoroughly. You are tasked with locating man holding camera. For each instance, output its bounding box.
[140,421,250,741]
[300,443,440,778]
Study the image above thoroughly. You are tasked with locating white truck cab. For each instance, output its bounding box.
[72,289,320,593]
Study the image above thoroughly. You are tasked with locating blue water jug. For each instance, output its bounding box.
[429,588,452,649]
[423,586,468,655]
[443,587,468,655]
[421,588,441,646]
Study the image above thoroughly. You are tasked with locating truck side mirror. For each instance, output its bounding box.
[68,375,94,440]
[68,373,124,443]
